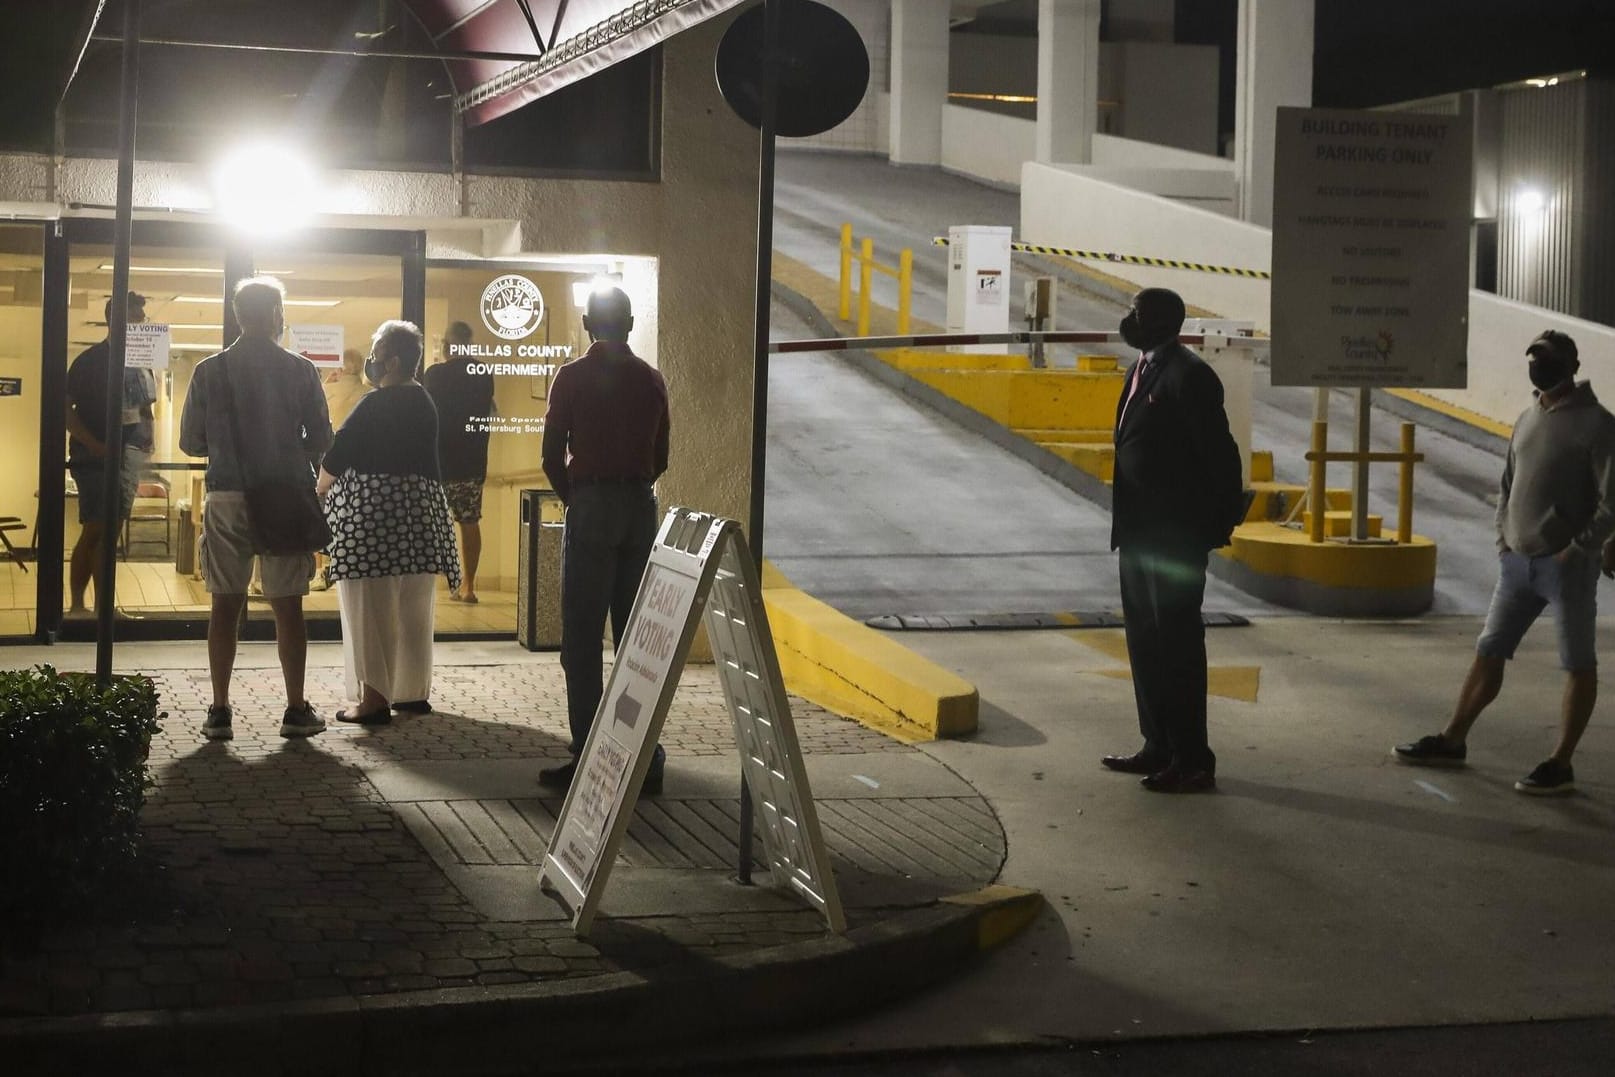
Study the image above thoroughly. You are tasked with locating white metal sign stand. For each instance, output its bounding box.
[539,508,845,937]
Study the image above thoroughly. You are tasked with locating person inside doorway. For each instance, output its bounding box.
[65,291,156,616]
[423,320,494,604]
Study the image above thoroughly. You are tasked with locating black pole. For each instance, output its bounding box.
[96,0,141,684]
[738,0,782,888]
[37,223,71,644]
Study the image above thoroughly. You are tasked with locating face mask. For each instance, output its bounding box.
[1119,311,1144,350]
[1528,356,1570,392]
[365,355,385,386]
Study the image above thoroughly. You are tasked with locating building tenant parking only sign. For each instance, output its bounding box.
[1271,107,1473,388]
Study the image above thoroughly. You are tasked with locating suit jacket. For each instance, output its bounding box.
[1110,340,1245,553]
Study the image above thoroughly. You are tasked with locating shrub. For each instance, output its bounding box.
[0,666,165,929]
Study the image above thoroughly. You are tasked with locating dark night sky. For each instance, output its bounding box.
[2,1,1614,153]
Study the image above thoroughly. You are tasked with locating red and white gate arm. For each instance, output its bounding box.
[768,330,1271,355]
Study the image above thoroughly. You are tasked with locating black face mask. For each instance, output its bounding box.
[1528,356,1571,392]
[365,355,385,386]
[1119,311,1145,350]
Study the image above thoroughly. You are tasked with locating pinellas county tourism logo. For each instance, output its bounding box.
[480,274,545,341]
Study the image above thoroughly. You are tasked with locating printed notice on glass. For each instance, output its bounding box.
[1271,107,1473,388]
[125,323,171,370]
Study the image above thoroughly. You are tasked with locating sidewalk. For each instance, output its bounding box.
[0,641,1039,1075]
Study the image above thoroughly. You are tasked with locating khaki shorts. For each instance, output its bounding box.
[199,491,315,598]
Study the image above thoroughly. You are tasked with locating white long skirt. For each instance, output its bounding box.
[336,573,437,704]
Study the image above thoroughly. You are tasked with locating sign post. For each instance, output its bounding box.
[539,508,844,936]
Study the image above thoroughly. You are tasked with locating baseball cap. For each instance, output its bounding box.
[1526,329,1578,365]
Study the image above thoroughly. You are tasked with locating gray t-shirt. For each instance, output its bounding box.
[179,336,333,491]
[1497,381,1615,557]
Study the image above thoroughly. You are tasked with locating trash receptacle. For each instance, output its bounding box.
[517,489,564,650]
[175,500,196,576]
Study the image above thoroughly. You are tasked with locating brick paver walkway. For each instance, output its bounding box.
[0,658,1001,1018]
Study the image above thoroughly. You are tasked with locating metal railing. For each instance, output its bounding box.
[838,223,913,338]
[1303,420,1424,544]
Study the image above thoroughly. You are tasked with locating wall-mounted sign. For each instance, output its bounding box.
[1272,107,1473,388]
[125,323,172,370]
[481,274,546,340]
[287,324,345,368]
[0,376,21,396]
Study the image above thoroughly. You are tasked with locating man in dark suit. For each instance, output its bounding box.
[1101,288,1245,793]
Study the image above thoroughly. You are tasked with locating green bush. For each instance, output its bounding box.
[0,666,165,928]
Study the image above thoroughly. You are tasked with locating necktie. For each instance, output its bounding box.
[1119,355,1149,427]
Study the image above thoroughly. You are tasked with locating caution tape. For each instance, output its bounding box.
[932,236,1271,280]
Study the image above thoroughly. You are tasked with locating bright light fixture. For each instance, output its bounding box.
[213,141,319,236]
[1515,187,1547,214]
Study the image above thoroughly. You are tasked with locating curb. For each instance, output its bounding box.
[1,885,1044,1077]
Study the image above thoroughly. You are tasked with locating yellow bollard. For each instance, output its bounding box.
[1398,422,1415,545]
[898,248,913,336]
[839,223,853,322]
[858,237,874,337]
[1309,420,1328,543]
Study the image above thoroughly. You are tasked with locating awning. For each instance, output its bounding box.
[403,0,749,126]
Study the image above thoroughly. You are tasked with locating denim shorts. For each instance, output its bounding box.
[1476,548,1600,671]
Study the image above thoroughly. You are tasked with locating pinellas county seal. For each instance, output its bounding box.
[480,274,545,341]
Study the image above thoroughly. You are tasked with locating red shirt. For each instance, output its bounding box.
[541,340,669,503]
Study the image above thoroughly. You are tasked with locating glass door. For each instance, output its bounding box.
[0,224,44,639]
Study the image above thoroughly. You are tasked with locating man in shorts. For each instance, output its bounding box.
[423,320,494,603]
[65,292,157,615]
[1395,330,1615,795]
[179,277,332,741]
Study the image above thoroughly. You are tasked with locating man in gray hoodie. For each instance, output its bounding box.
[1395,330,1615,795]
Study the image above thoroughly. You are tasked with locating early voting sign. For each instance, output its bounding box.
[1272,107,1472,388]
[540,509,844,937]
[124,322,171,370]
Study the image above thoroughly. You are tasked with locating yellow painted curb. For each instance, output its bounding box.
[1386,388,1513,440]
[762,564,979,741]
[1222,521,1437,589]
[941,885,1045,951]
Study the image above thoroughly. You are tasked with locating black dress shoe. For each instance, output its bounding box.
[392,699,433,714]
[1101,751,1169,775]
[537,758,578,791]
[1141,765,1216,794]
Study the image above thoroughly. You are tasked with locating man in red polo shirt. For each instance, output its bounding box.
[538,286,670,794]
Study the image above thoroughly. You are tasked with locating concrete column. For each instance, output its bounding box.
[1036,0,1101,164]
[1234,0,1314,226]
[889,0,949,166]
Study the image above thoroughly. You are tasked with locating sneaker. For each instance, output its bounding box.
[280,701,327,738]
[1515,758,1575,796]
[1393,733,1466,767]
[202,704,233,741]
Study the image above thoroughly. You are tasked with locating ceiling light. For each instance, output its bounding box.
[96,265,294,275]
[172,294,338,307]
[1514,187,1546,214]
